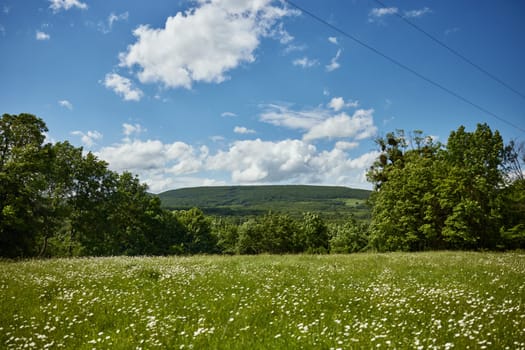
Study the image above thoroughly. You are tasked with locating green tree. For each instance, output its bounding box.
[175,208,217,254]
[0,113,50,257]
[298,212,329,253]
[437,124,505,248]
[329,217,369,253]
[367,130,441,251]
[367,124,507,251]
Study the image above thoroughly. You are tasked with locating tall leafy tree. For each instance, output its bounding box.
[0,113,50,257]
[437,124,504,248]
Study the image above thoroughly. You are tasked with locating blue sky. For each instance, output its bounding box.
[1,0,524,192]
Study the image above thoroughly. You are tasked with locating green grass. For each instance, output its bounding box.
[1,252,524,349]
[157,185,371,221]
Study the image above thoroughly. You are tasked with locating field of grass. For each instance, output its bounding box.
[1,252,524,349]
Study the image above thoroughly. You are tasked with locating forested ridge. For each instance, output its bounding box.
[1,113,524,258]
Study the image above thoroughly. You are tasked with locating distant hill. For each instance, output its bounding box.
[157,185,371,222]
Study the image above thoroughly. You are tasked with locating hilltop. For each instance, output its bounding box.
[157,185,371,221]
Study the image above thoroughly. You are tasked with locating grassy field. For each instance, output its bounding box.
[1,252,524,349]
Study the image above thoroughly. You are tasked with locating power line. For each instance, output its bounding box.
[373,0,525,102]
[284,0,525,133]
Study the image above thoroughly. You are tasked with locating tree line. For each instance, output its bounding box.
[1,113,524,258]
[0,113,366,258]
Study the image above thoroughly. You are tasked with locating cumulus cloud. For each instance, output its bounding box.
[71,130,103,147]
[303,109,377,141]
[94,132,379,192]
[208,138,379,186]
[49,0,87,13]
[36,31,50,40]
[326,49,341,72]
[234,126,256,134]
[208,138,317,183]
[103,73,143,101]
[58,100,73,110]
[328,97,359,111]
[328,36,338,45]
[118,0,297,89]
[96,139,204,174]
[328,97,345,111]
[292,57,319,68]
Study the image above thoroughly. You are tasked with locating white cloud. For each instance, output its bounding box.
[36,31,50,40]
[96,134,379,192]
[221,111,237,117]
[49,0,87,13]
[122,123,145,136]
[328,36,338,45]
[208,138,317,183]
[58,100,73,110]
[404,7,431,18]
[326,49,341,72]
[119,0,296,89]
[369,7,398,20]
[303,109,377,141]
[71,130,103,147]
[234,126,256,134]
[328,97,345,111]
[292,57,319,68]
[335,141,359,150]
[328,97,359,111]
[97,139,204,174]
[103,73,143,101]
[208,138,379,186]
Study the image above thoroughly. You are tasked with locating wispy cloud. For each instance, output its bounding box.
[293,57,319,68]
[221,112,237,117]
[326,49,342,72]
[404,7,431,18]
[58,100,73,110]
[99,12,129,34]
[328,36,338,45]
[368,7,398,22]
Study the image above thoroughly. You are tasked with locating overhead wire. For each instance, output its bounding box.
[373,0,525,102]
[284,0,525,133]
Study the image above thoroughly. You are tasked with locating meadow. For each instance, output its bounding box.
[1,252,524,349]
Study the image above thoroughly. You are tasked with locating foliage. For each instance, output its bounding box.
[1,253,524,349]
[0,114,187,258]
[367,124,524,251]
[329,217,369,253]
